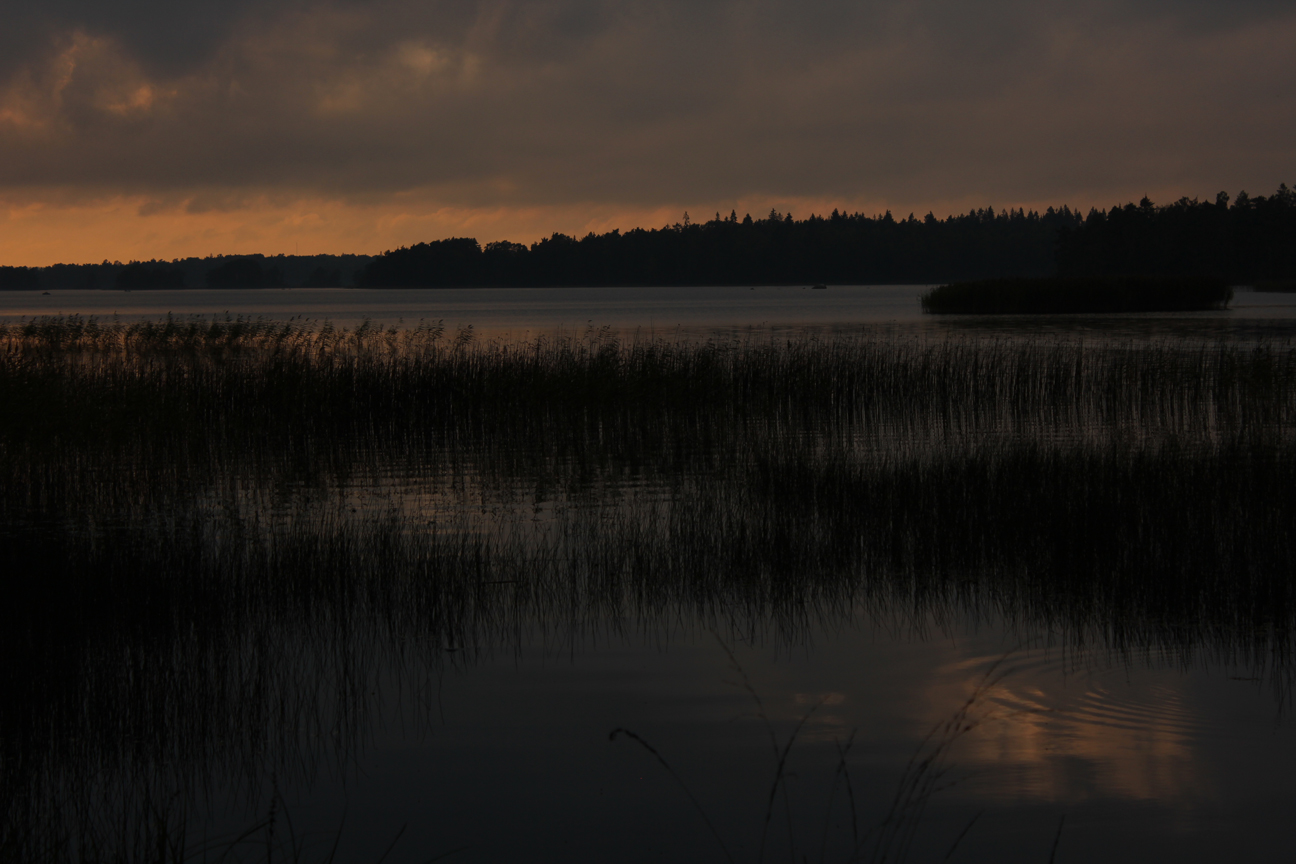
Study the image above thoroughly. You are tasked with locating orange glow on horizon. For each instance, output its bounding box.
[0,190,1141,268]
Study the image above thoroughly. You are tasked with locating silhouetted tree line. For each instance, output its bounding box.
[357,188,1293,288]
[0,254,372,291]
[356,206,1082,287]
[5,185,1291,289]
[0,266,41,290]
[114,262,185,290]
[1057,185,1296,280]
[204,257,284,288]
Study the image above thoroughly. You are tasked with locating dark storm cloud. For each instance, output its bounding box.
[0,0,266,77]
[1,0,1293,211]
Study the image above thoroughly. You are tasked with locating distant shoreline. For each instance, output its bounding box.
[2,184,1291,292]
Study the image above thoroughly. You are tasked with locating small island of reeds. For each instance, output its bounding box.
[1253,279,1296,292]
[920,276,1233,314]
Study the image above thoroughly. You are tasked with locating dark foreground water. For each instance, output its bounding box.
[2,307,1295,862]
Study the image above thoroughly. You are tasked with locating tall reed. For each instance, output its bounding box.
[3,316,1295,861]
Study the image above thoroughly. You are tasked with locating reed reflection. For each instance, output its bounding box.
[1,317,1293,860]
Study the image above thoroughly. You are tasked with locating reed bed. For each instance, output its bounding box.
[3,316,1296,862]
[921,276,1234,314]
[3,315,1293,447]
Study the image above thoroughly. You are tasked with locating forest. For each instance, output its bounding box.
[0,254,372,292]
[1056,188,1295,280]
[1,184,1291,289]
[356,205,1078,287]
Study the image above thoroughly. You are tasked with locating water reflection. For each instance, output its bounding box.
[1,319,1294,861]
[937,655,1202,803]
[3,284,1296,342]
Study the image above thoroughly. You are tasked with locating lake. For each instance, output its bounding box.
[5,284,1296,338]
[2,291,1294,863]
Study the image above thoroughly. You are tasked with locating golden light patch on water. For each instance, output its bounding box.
[926,653,1204,804]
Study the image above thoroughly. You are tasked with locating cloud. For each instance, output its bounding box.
[0,0,1293,259]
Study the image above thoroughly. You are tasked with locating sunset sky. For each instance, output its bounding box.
[1,0,1292,265]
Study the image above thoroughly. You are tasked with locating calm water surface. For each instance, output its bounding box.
[5,284,1296,340]
[149,623,1291,863]
[5,285,931,332]
[4,290,1295,862]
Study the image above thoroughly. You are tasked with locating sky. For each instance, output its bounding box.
[0,0,1293,265]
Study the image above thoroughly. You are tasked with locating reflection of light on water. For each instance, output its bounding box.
[926,654,1202,804]
[793,691,853,741]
